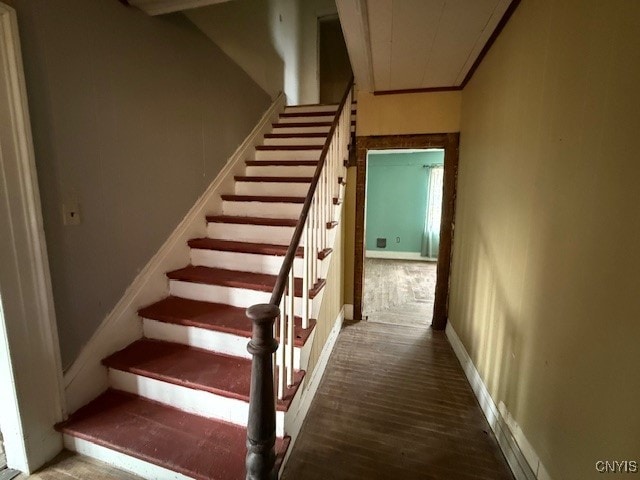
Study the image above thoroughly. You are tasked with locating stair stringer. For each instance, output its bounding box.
[63,93,286,415]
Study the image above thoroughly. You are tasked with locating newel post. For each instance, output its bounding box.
[246,304,279,480]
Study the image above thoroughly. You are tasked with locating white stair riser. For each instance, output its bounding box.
[278,114,356,124]
[191,249,312,277]
[272,125,330,134]
[144,319,251,359]
[64,436,192,480]
[263,137,326,146]
[235,181,310,196]
[245,164,317,176]
[108,369,286,437]
[284,105,338,113]
[169,280,318,317]
[143,319,304,370]
[206,222,296,246]
[271,125,354,134]
[253,149,321,161]
[222,200,302,219]
[278,115,334,124]
[170,280,269,308]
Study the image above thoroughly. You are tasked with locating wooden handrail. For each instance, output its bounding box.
[269,76,354,306]
[245,77,354,480]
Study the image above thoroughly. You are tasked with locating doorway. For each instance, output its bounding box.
[362,149,444,326]
[318,15,352,104]
[353,133,459,328]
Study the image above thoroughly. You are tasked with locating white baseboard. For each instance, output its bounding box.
[445,323,551,480]
[365,250,436,261]
[281,306,344,473]
[344,304,353,320]
[63,94,286,414]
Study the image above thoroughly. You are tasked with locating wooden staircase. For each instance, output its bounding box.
[55,99,355,479]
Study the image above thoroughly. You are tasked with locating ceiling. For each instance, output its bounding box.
[336,0,515,92]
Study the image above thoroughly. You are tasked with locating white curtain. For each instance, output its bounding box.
[421,165,444,258]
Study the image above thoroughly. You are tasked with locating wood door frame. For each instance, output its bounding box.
[353,133,459,329]
[0,3,65,473]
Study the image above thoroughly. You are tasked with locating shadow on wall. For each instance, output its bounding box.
[450,218,522,429]
[186,0,307,103]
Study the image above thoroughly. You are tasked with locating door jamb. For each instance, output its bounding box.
[353,133,459,329]
[0,3,65,473]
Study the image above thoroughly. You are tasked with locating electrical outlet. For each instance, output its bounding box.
[63,202,81,226]
[396,236,401,243]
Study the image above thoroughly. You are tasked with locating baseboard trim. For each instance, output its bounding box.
[344,304,353,320]
[63,93,286,414]
[281,306,344,472]
[365,250,436,261]
[445,323,550,480]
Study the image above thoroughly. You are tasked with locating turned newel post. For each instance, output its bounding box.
[246,304,279,480]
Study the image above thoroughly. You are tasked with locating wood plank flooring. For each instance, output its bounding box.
[282,321,514,480]
[13,451,141,480]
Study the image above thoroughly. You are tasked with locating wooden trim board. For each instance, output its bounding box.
[353,133,459,329]
[0,3,65,473]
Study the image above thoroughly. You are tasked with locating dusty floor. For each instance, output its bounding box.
[363,258,437,326]
[282,321,514,480]
[12,451,140,479]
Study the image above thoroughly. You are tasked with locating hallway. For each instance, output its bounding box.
[282,321,514,480]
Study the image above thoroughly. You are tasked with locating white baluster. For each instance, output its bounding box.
[302,216,310,329]
[287,269,295,386]
[278,296,285,400]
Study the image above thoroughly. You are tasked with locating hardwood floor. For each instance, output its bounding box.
[14,451,141,480]
[282,321,514,480]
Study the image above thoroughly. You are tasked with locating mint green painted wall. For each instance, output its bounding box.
[365,151,444,252]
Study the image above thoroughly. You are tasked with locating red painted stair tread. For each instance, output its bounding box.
[255,145,322,151]
[56,389,290,480]
[188,238,303,257]
[102,339,303,410]
[245,160,318,167]
[138,296,316,346]
[272,121,331,128]
[264,132,328,138]
[206,215,298,227]
[280,111,336,118]
[167,265,326,299]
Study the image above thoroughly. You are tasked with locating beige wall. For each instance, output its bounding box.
[356,90,461,136]
[298,0,339,105]
[187,0,337,105]
[450,1,640,478]
[185,0,297,101]
[306,212,344,378]
[14,0,270,368]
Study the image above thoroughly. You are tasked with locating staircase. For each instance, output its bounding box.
[55,96,356,479]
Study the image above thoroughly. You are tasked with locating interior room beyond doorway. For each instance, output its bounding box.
[363,149,444,327]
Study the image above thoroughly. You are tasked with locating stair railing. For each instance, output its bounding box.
[245,77,354,480]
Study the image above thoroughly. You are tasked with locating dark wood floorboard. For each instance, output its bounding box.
[282,321,514,480]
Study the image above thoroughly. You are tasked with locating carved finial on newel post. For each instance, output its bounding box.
[246,304,279,480]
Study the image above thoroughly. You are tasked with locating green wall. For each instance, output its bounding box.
[365,150,444,253]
